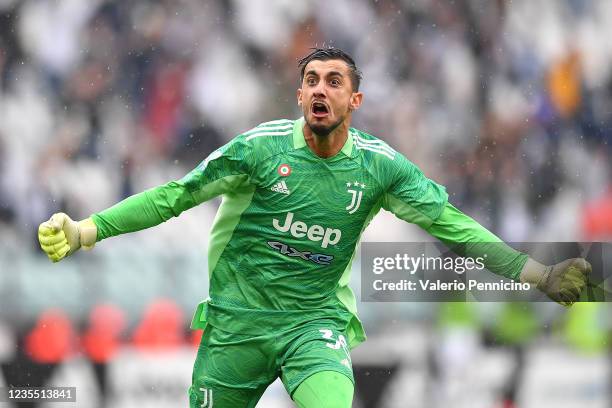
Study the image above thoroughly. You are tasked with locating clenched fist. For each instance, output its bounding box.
[38,213,97,262]
[537,258,592,306]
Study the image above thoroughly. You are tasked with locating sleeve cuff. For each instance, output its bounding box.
[78,218,98,249]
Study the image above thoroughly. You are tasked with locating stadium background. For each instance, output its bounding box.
[0,0,610,406]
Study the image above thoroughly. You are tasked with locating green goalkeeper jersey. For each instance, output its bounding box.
[92,118,527,348]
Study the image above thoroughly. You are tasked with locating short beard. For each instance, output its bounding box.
[305,116,344,138]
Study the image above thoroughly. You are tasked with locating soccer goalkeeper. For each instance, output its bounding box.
[38,48,590,408]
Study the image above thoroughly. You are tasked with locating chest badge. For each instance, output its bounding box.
[346,181,365,214]
[277,164,291,177]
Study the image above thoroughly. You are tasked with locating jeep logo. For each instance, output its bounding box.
[272,212,341,248]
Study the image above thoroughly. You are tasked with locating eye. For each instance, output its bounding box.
[307,77,317,86]
[330,78,340,87]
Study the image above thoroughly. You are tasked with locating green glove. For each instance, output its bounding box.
[38,213,97,262]
[521,258,592,306]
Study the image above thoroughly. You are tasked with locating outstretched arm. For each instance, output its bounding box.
[381,152,590,305]
[38,180,199,262]
[426,202,591,305]
[92,179,199,241]
[425,202,527,281]
[39,134,254,262]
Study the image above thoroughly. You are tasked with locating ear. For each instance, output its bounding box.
[349,91,363,111]
[297,88,303,106]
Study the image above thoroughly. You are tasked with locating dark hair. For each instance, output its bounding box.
[298,47,363,91]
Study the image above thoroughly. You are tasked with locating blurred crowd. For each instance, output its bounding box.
[0,0,611,327]
[1,0,612,249]
[0,1,610,406]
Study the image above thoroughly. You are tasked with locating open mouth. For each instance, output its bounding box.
[311,101,329,118]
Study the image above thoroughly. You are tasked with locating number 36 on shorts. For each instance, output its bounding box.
[319,328,351,368]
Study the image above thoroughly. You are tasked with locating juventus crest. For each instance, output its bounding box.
[346,181,365,214]
[199,387,213,407]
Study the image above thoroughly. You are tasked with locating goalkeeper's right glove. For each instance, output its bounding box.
[38,213,97,262]
[521,258,592,306]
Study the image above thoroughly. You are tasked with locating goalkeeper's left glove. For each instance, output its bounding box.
[520,257,592,306]
[38,213,97,262]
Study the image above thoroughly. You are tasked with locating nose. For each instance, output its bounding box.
[313,82,326,98]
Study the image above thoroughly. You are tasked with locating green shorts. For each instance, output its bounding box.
[188,321,354,408]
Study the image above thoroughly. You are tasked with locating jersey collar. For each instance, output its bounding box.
[292,117,355,158]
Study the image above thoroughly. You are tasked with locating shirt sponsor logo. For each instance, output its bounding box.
[267,241,333,265]
[272,212,341,248]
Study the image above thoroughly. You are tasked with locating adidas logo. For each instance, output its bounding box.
[271,180,290,195]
